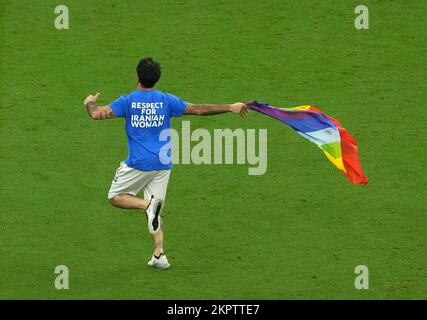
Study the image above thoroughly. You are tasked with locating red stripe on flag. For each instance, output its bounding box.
[326,116,368,185]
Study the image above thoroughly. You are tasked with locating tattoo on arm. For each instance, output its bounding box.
[184,103,231,116]
[86,102,115,120]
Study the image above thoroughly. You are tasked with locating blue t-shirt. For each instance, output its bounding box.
[109,90,188,171]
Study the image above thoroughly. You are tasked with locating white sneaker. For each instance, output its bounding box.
[148,254,170,269]
[146,198,164,234]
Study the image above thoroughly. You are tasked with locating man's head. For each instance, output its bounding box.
[136,57,161,88]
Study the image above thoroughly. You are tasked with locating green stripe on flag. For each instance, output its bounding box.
[321,141,342,158]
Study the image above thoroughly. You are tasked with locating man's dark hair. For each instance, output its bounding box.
[136,57,161,88]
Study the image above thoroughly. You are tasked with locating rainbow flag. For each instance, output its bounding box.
[246,101,368,185]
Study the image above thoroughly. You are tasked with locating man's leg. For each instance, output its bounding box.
[144,170,171,263]
[108,163,170,269]
[109,194,150,210]
[110,192,166,261]
[108,163,164,234]
[110,194,164,257]
[110,194,164,255]
[108,162,154,212]
[152,229,164,257]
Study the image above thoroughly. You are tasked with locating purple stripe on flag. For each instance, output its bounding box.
[247,101,336,133]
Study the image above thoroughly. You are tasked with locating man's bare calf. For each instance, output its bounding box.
[109,194,164,257]
[109,194,150,210]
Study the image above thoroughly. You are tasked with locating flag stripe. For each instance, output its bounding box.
[282,115,333,132]
[321,141,342,159]
[323,151,346,172]
[296,127,340,145]
[248,103,335,132]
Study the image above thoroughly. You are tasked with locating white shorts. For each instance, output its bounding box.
[108,162,171,201]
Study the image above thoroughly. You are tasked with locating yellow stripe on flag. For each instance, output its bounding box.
[293,106,312,111]
[323,150,346,173]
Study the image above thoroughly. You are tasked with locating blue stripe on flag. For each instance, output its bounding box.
[280,113,335,132]
[296,127,340,145]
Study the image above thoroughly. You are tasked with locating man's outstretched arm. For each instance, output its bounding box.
[184,102,248,117]
[84,92,116,120]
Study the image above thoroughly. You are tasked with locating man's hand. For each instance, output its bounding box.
[230,102,249,117]
[84,92,101,106]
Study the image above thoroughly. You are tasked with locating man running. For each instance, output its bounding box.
[84,57,248,269]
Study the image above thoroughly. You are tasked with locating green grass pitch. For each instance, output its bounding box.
[0,0,426,299]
